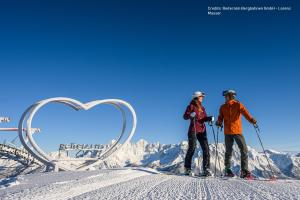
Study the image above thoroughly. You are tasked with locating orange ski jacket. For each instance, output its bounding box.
[217,100,256,134]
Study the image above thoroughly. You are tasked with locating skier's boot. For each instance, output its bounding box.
[224,167,235,177]
[240,170,253,180]
[184,168,193,176]
[200,169,212,177]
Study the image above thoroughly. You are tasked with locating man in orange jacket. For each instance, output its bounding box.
[216,90,257,179]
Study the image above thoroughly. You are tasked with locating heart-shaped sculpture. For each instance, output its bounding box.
[18,97,137,171]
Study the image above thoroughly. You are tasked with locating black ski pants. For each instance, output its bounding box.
[184,131,210,171]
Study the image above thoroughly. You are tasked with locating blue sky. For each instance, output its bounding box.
[0,1,299,152]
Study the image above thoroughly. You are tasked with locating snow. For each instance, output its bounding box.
[0,177,20,189]
[1,139,300,199]
[1,140,300,179]
[98,140,300,179]
[0,168,300,200]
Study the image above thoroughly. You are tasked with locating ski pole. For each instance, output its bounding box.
[193,116,197,175]
[194,117,197,134]
[253,124,276,180]
[216,127,222,177]
[209,121,218,176]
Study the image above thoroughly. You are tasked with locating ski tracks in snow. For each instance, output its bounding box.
[0,169,152,200]
[0,168,300,200]
[71,174,300,200]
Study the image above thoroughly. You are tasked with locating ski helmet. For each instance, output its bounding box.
[192,91,205,99]
[222,90,236,96]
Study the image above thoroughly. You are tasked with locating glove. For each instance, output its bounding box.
[215,121,222,127]
[251,118,257,124]
[205,116,214,122]
[190,112,196,118]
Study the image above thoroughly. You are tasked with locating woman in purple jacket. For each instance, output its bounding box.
[183,91,213,176]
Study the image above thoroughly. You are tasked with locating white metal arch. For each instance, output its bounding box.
[18,97,137,171]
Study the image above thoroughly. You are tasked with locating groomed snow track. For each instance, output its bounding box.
[0,168,300,200]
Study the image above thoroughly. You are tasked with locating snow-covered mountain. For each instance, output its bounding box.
[1,139,299,179]
[98,139,300,179]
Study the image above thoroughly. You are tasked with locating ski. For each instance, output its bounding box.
[193,175,215,179]
[162,171,277,182]
[162,171,215,179]
[220,175,276,182]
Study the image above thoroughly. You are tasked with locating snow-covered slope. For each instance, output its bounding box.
[1,168,300,200]
[1,140,300,199]
[99,139,300,179]
[0,139,299,179]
